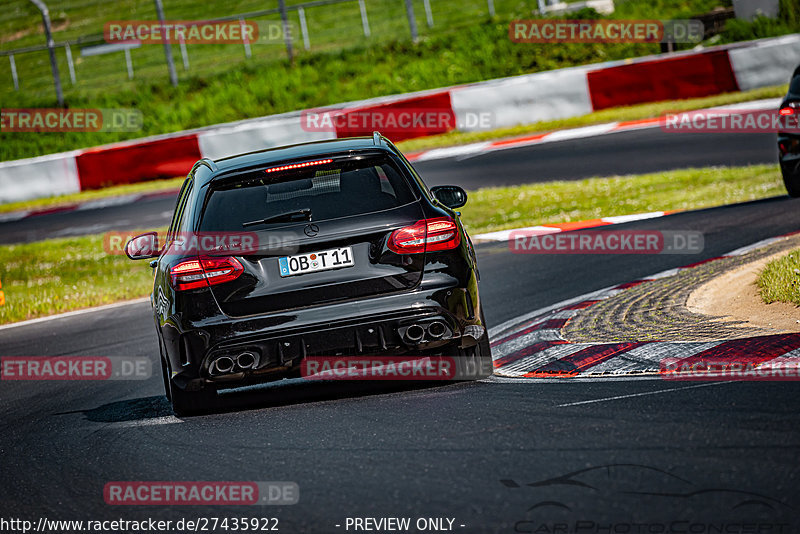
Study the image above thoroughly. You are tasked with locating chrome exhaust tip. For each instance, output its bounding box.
[427,321,447,339]
[235,351,258,370]
[212,356,235,375]
[404,324,425,343]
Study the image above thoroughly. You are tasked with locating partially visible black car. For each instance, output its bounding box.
[779,65,800,196]
[126,133,492,415]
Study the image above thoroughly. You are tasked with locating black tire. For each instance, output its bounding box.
[781,162,800,198]
[169,380,218,416]
[475,326,493,379]
[160,356,171,402]
[455,309,493,380]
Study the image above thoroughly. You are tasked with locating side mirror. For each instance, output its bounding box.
[125,232,160,260]
[430,185,468,209]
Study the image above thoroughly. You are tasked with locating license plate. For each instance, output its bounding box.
[278,246,355,277]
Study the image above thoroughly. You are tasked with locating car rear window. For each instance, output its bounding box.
[199,154,416,231]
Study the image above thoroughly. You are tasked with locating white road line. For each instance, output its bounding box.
[555,381,732,407]
[107,415,183,427]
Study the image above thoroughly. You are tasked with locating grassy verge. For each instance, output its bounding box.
[757,249,800,306]
[0,163,785,325]
[461,164,784,234]
[0,231,162,325]
[0,85,786,215]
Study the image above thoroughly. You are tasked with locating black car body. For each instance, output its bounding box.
[126,134,492,414]
[779,65,800,196]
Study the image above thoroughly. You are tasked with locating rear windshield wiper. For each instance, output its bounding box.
[242,208,312,228]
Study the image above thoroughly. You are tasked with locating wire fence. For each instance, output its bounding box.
[0,0,539,103]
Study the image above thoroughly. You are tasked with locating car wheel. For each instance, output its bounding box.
[455,309,493,380]
[168,377,218,417]
[160,356,171,402]
[474,309,494,379]
[781,162,800,198]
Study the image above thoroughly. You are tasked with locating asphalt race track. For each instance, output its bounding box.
[1,194,799,531]
[0,128,778,244]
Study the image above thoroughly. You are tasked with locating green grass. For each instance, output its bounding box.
[0,231,162,324]
[0,84,786,215]
[0,163,785,325]
[460,164,784,234]
[757,248,800,306]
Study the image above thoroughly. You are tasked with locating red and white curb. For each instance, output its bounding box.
[406,98,779,164]
[488,232,800,380]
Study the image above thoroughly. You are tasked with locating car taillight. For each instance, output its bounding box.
[780,103,799,116]
[388,217,461,254]
[170,257,244,291]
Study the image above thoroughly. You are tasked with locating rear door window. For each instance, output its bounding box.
[199,154,416,231]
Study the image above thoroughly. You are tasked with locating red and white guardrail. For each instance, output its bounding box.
[1,34,798,204]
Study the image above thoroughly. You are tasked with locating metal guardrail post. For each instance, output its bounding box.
[423,0,434,27]
[278,0,295,63]
[124,47,134,79]
[179,36,189,69]
[154,0,178,86]
[65,43,76,84]
[239,17,252,58]
[29,0,64,106]
[298,7,311,50]
[9,54,19,90]
[404,0,419,41]
[487,0,496,17]
[358,0,371,37]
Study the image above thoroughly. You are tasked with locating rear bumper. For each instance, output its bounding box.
[164,273,482,391]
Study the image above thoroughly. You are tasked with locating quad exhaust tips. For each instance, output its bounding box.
[209,351,260,376]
